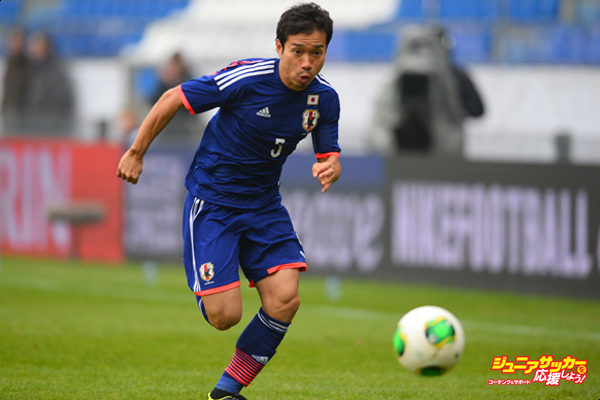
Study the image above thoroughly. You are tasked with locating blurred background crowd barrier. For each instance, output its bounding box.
[2,0,600,298]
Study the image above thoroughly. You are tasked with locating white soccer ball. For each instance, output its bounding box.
[393,305,465,376]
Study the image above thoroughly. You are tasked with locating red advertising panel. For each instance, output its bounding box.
[0,137,124,263]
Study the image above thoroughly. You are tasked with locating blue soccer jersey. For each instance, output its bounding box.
[178,58,341,209]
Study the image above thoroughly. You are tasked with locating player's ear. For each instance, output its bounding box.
[276,39,284,57]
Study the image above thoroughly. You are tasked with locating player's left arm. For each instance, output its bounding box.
[312,154,341,193]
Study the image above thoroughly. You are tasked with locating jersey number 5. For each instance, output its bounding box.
[271,138,285,158]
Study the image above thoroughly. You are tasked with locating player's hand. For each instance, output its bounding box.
[116,149,143,185]
[312,157,340,193]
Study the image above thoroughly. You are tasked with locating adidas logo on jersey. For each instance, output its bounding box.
[256,107,271,118]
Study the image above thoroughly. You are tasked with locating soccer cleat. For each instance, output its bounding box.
[207,388,247,400]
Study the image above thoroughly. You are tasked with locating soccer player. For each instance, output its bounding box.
[116,3,341,399]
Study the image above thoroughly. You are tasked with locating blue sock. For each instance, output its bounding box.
[214,373,242,395]
[216,308,290,392]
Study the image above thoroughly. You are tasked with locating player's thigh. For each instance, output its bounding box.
[182,194,243,295]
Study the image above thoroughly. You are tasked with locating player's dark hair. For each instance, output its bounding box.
[276,2,333,48]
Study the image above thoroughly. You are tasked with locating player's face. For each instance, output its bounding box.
[276,31,327,91]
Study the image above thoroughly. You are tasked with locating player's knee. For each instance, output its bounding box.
[209,313,241,331]
[207,310,242,331]
[273,291,301,320]
[285,292,301,315]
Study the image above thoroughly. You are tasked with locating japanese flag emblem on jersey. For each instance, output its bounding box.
[302,109,320,132]
[307,95,319,105]
[199,262,215,282]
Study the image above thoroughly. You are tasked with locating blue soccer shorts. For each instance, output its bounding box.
[182,192,307,297]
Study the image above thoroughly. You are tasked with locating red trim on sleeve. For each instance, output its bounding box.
[177,84,195,115]
[248,262,308,287]
[316,152,340,160]
[194,281,240,296]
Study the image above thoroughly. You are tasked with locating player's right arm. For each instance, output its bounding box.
[116,87,184,184]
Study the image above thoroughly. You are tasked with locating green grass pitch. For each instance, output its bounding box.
[1,256,599,399]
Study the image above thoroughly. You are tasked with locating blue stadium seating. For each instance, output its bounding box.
[325,28,398,63]
[395,0,426,20]
[547,26,587,64]
[7,0,600,64]
[439,0,500,21]
[394,0,560,22]
[344,30,398,62]
[23,0,189,57]
[58,0,187,19]
[0,0,23,24]
[495,26,548,64]
[509,0,560,22]
[328,21,491,64]
[586,26,600,63]
[447,24,491,64]
[493,24,598,64]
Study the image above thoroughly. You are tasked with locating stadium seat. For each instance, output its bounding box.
[15,0,600,64]
[586,26,600,63]
[495,24,588,65]
[343,30,397,62]
[0,0,23,24]
[547,25,587,64]
[448,24,491,64]
[439,0,500,21]
[22,0,191,57]
[395,0,426,20]
[509,0,560,22]
[495,26,543,64]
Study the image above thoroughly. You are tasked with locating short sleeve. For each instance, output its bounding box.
[312,90,341,158]
[179,74,242,115]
